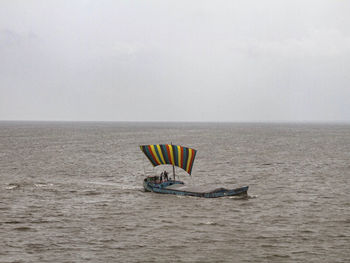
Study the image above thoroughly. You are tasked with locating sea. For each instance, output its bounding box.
[0,121,349,263]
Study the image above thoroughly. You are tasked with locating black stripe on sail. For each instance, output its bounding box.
[173,145,178,167]
[183,147,188,170]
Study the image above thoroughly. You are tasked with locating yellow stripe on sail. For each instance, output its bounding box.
[186,148,193,173]
[156,144,166,164]
[150,145,161,165]
[177,145,182,168]
[168,144,175,165]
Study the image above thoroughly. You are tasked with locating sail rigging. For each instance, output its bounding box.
[140,144,197,175]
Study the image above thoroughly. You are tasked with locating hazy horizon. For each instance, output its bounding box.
[1,120,350,125]
[1,0,349,122]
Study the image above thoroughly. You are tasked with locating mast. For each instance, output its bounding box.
[173,163,176,180]
[171,142,176,180]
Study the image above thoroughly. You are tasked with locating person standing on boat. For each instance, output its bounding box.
[164,171,168,181]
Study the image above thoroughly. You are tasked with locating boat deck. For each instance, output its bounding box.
[165,183,227,194]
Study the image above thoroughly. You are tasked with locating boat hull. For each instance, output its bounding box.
[143,179,248,198]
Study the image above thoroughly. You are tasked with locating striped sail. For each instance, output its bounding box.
[140,144,197,175]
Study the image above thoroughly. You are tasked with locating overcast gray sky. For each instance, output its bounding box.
[0,0,349,122]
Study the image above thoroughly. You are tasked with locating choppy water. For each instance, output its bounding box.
[1,121,349,263]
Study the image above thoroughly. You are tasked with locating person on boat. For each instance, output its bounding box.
[164,171,168,181]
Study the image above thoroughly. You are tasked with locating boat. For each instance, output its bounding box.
[140,144,249,198]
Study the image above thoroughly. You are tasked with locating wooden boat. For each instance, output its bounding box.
[140,144,248,198]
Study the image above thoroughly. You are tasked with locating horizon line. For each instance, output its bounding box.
[1,119,350,124]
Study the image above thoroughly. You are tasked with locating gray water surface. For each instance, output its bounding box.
[1,122,349,262]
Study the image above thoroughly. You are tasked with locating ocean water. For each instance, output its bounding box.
[0,121,349,263]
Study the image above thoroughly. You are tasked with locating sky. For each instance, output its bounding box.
[0,0,349,122]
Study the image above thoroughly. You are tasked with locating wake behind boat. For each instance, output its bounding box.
[140,144,248,198]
